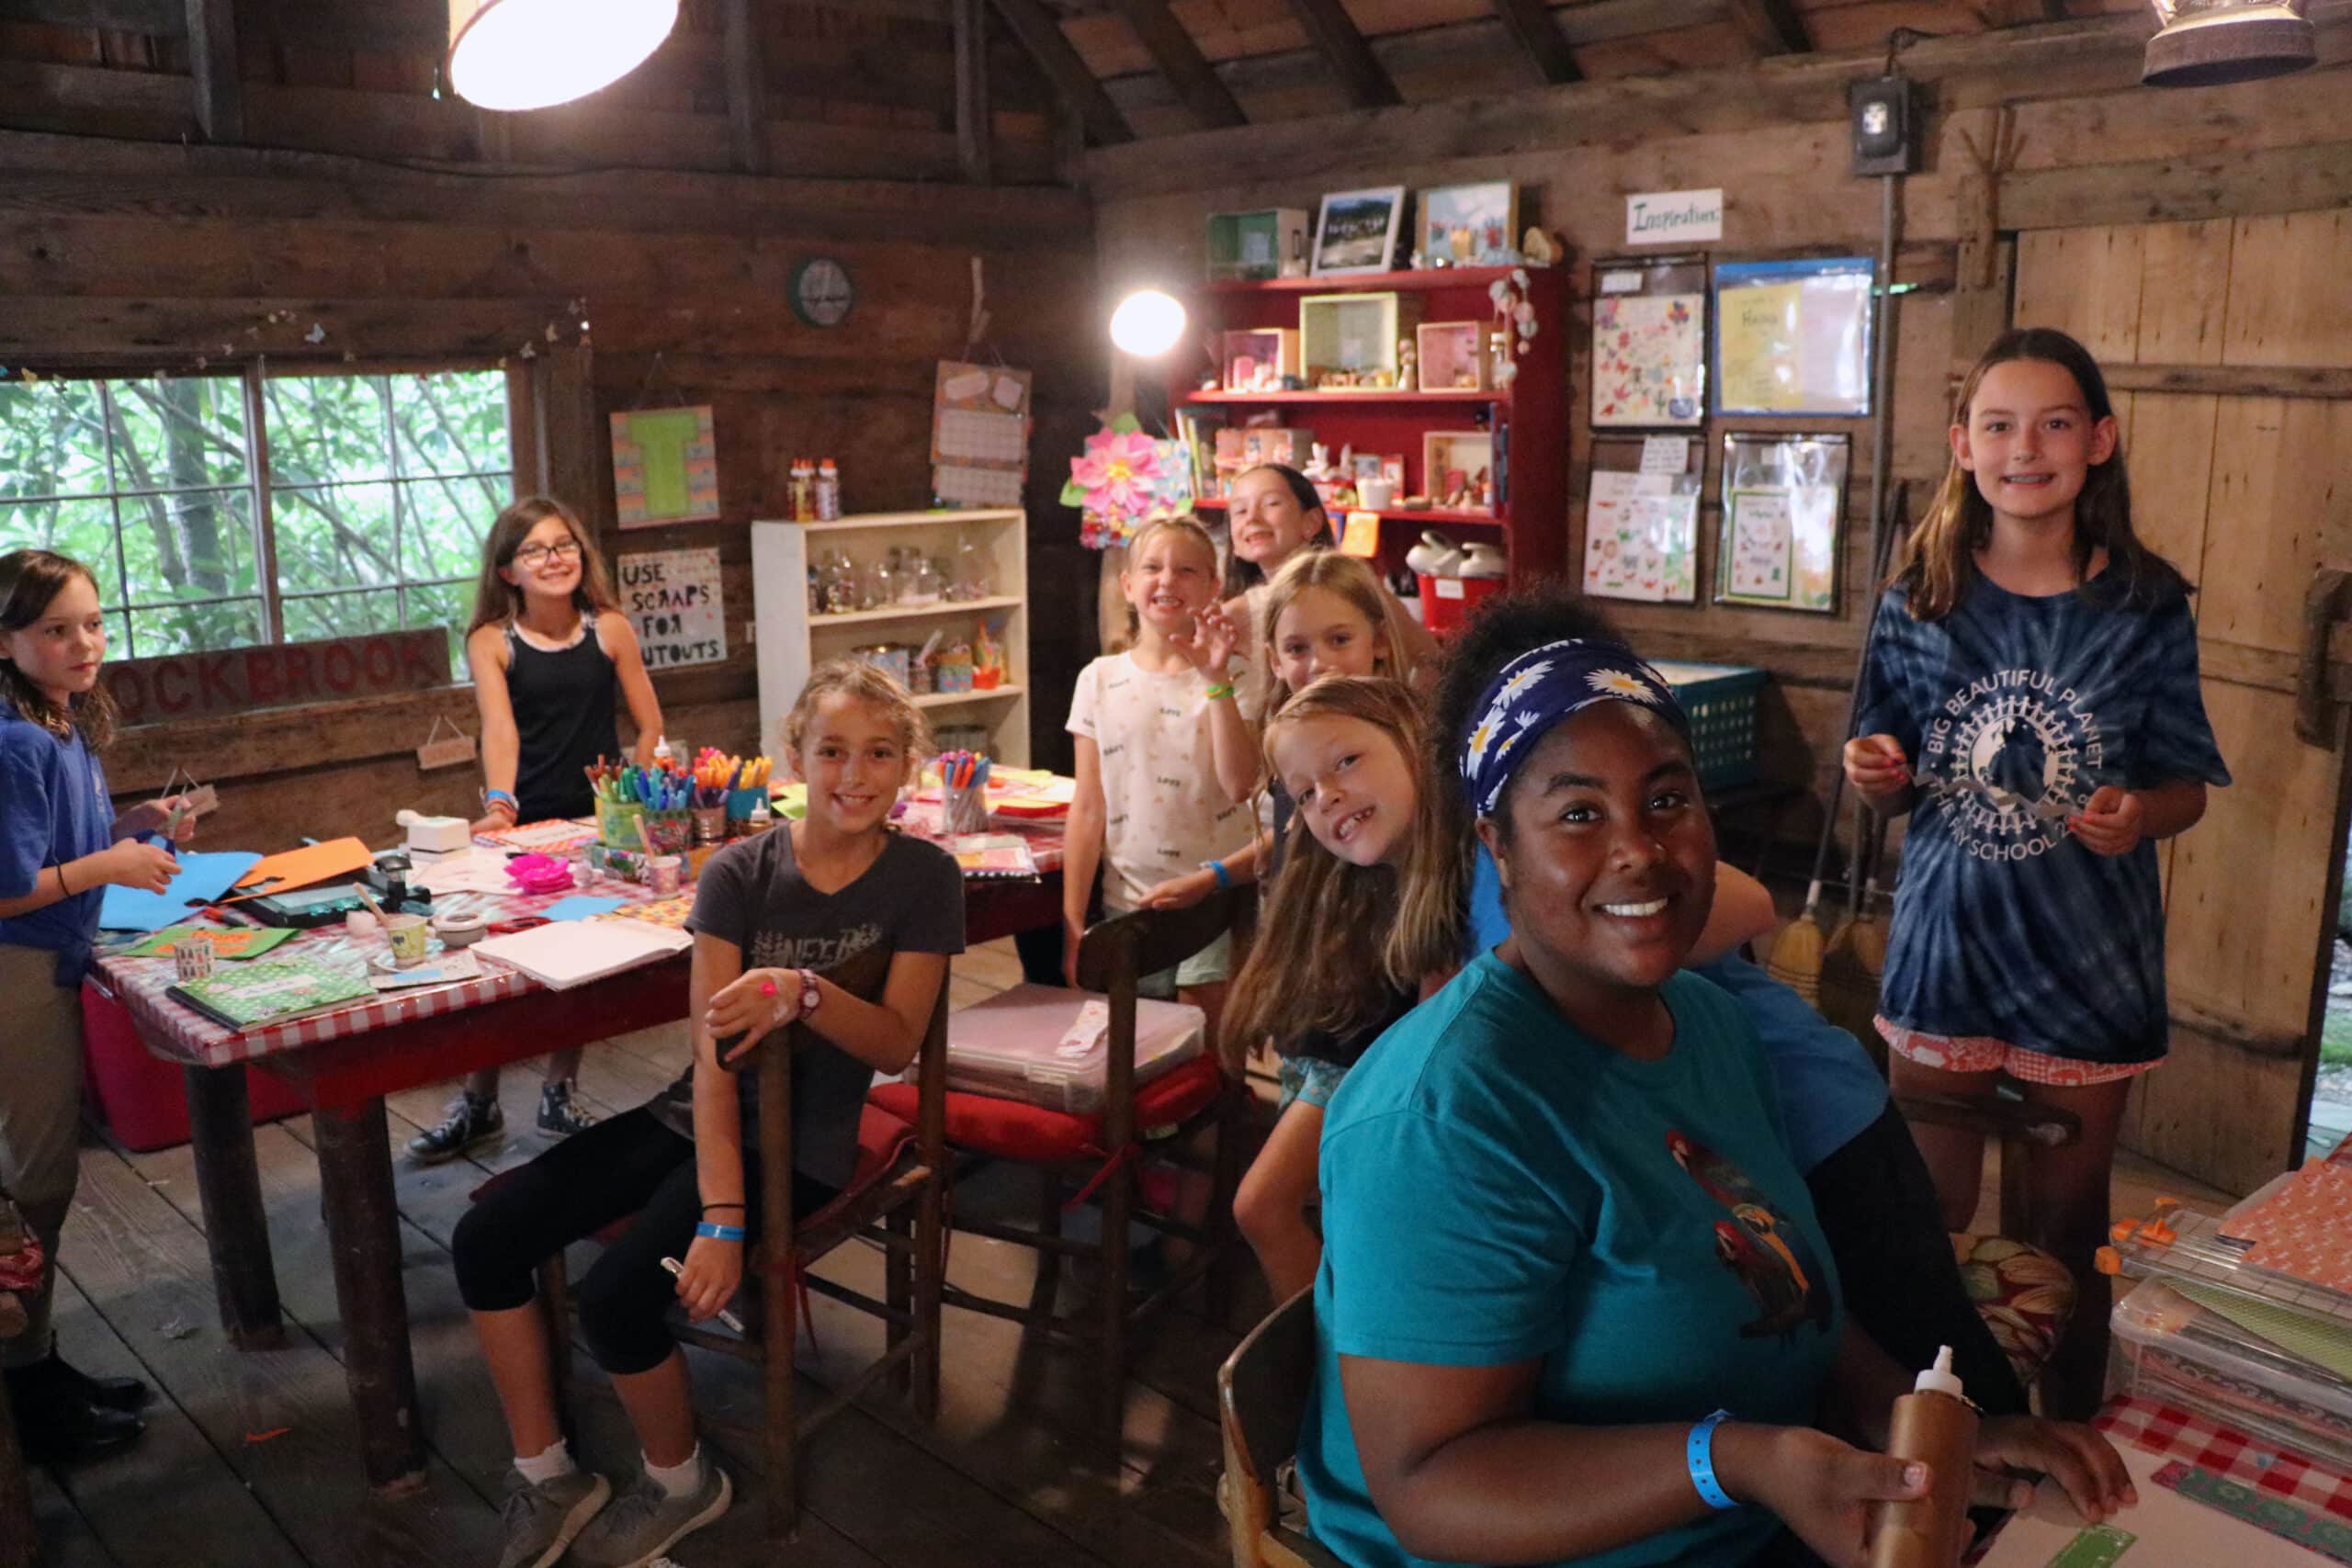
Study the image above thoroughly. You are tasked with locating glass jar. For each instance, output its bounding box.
[954,537,994,602]
[819,552,857,615]
[904,557,944,606]
[855,556,889,612]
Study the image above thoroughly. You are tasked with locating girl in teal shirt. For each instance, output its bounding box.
[1299,616,2133,1567]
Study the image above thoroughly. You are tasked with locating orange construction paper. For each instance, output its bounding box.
[226,837,374,899]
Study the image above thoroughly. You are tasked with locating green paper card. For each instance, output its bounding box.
[119,924,296,961]
[167,955,373,1032]
[2043,1523,2137,1568]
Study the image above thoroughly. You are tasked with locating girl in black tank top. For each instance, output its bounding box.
[418,497,664,1161]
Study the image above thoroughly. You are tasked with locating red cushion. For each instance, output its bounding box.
[868,1054,1227,1165]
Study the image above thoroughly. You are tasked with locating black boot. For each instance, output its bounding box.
[6,1359,145,1465]
[44,1353,152,1414]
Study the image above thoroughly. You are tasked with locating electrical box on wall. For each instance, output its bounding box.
[1848,74,1920,176]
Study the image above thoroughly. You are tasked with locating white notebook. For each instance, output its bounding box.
[474,919,692,990]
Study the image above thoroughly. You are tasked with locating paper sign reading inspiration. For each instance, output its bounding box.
[620,548,727,671]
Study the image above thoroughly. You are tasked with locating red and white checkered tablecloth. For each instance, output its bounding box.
[91,864,672,1071]
[2098,1393,2352,1521]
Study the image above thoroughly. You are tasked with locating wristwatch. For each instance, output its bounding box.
[794,968,821,1021]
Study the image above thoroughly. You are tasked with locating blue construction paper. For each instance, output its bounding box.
[98,851,263,933]
[537,895,626,922]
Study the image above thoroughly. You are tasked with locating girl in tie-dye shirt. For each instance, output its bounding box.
[1846,327,2229,1418]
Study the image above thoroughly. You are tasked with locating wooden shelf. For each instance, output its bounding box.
[1202,266,1555,296]
[1192,498,1507,528]
[914,684,1023,708]
[791,508,1022,535]
[809,595,1023,628]
[1179,389,1502,406]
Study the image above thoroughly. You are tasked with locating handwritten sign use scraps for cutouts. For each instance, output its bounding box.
[620,548,727,671]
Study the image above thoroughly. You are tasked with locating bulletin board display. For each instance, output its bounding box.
[1589,254,1709,430]
[1712,256,1874,417]
[1581,434,1702,604]
[1713,433,1849,615]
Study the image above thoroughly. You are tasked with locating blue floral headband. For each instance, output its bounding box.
[1458,639,1690,817]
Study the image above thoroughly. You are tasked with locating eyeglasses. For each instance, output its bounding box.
[512,539,583,568]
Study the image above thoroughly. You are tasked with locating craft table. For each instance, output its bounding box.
[86,809,1066,1492]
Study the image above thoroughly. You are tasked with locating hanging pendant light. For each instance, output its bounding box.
[447,0,681,112]
[2143,0,2314,87]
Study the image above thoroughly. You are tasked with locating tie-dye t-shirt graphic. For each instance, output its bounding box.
[1855,574,2229,1066]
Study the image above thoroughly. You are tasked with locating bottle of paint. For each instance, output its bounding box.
[1869,1346,1978,1568]
[788,457,816,522]
[815,457,842,521]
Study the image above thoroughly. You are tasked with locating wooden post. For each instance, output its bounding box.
[1489,0,1580,85]
[953,0,993,185]
[1096,923,1137,1461]
[186,0,243,143]
[722,0,768,176]
[1111,0,1246,128]
[759,1013,798,1543]
[312,1100,427,1495]
[183,1064,287,1349]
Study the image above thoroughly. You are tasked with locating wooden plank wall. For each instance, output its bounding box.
[1086,11,2352,853]
[0,130,1100,846]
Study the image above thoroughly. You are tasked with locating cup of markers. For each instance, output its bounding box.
[939,749,992,834]
[698,750,774,831]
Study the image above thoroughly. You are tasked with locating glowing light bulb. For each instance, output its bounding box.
[448,0,680,113]
[1108,289,1187,358]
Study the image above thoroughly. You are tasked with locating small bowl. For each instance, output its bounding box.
[430,913,489,949]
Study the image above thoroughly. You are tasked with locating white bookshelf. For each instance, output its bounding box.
[750,508,1030,766]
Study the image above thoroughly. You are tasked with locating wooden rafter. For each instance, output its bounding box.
[186,0,241,142]
[1727,0,1811,54]
[954,0,993,183]
[1281,0,1401,109]
[1489,0,1580,85]
[1112,0,1245,128]
[989,0,1135,144]
[1980,0,2073,24]
[721,0,768,175]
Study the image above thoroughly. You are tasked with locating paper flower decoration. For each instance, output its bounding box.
[1059,416,1193,549]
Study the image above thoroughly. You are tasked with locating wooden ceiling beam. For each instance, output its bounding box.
[1981,0,2074,25]
[1281,0,1401,109]
[720,0,766,175]
[954,0,992,182]
[1488,0,1580,85]
[1727,0,1811,54]
[0,0,181,29]
[1111,0,1246,128]
[989,0,1134,143]
[186,0,241,142]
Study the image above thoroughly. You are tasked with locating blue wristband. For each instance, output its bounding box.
[1202,859,1233,891]
[1687,1409,1736,1511]
[694,1221,747,1242]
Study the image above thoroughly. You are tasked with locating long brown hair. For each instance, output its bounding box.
[1895,327,2187,621]
[466,496,620,637]
[1257,548,1409,719]
[1220,676,1461,1071]
[0,548,115,747]
[1224,462,1335,598]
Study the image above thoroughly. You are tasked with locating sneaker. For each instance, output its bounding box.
[406,1090,503,1164]
[494,1467,611,1568]
[569,1461,731,1568]
[536,1078,596,1138]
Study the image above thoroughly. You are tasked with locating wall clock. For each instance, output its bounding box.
[790,256,854,328]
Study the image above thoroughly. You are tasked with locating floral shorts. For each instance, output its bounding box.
[1874,1017,2161,1087]
[1277,1055,1349,1111]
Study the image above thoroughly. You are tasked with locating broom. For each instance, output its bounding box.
[1818,804,1888,1047]
[1849,812,1893,1073]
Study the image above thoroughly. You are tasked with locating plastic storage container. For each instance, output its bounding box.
[2112,1275,2352,1471]
[1648,660,1767,792]
[1415,571,1502,635]
[922,982,1205,1114]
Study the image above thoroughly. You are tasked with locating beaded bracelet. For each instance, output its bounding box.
[695,1220,748,1242]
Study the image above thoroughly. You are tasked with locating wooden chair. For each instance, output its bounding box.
[507,945,948,1550]
[870,887,1250,1455]
[1218,1289,1346,1568]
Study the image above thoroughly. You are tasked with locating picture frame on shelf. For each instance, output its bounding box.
[1205,208,1310,282]
[1419,181,1520,268]
[1312,186,1408,276]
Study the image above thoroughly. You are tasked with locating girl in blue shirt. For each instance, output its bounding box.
[0,548,191,1465]
[1302,623,2132,1568]
[1846,328,2229,1416]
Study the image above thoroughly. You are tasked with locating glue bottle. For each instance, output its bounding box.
[815,458,842,521]
[789,457,816,522]
[1869,1346,1979,1568]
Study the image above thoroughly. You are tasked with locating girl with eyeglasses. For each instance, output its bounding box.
[408,497,664,1164]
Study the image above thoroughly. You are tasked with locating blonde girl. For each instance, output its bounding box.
[1845,326,2228,1416]
[413,497,666,1161]
[1065,516,1254,1033]
[1222,676,1460,1299]
[0,548,194,1464]
[453,661,961,1568]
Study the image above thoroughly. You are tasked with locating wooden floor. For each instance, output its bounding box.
[28,937,1269,1568]
[26,934,2256,1568]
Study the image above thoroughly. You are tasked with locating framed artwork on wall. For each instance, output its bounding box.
[1713,432,1849,614]
[1419,181,1520,267]
[1312,186,1407,276]
[1713,255,1874,417]
[1589,254,1709,429]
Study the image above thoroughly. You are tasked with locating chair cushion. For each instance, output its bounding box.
[1951,1233,2077,1390]
[868,1054,1227,1165]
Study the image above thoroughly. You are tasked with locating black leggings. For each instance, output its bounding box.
[451,1107,833,1377]
[1805,1101,2029,1418]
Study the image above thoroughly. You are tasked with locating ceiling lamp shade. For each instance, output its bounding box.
[2144,0,2315,87]
[447,0,680,112]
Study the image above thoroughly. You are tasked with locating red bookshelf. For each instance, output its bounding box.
[1174,266,1570,585]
